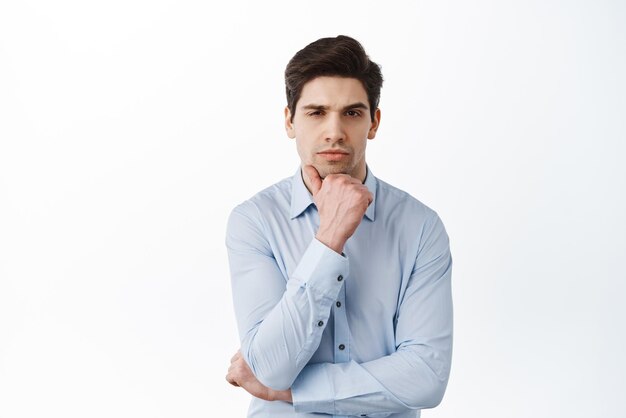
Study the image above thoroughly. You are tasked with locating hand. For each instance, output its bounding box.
[303,165,373,254]
[226,350,292,403]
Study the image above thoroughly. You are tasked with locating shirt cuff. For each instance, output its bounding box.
[291,362,335,414]
[289,238,349,301]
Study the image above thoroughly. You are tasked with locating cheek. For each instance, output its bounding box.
[350,126,370,147]
[294,138,311,161]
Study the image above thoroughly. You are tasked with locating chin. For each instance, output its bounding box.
[317,164,351,179]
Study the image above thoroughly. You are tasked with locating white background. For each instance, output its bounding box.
[1,1,625,417]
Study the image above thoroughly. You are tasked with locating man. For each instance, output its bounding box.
[225,35,453,417]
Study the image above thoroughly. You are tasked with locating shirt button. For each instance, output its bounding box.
[338,344,345,350]
[317,320,324,327]
[337,275,343,282]
[336,301,341,308]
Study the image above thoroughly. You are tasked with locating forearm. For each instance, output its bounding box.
[292,338,452,416]
[234,238,348,390]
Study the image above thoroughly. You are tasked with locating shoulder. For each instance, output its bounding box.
[374,176,450,257]
[375,176,439,222]
[228,175,293,229]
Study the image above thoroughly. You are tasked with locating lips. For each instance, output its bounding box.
[317,149,349,155]
[317,150,350,161]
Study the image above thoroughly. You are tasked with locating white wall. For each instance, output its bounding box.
[1,1,624,417]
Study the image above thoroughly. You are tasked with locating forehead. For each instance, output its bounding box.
[297,76,369,109]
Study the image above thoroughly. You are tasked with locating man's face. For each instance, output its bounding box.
[285,76,380,181]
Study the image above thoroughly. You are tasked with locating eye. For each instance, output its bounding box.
[346,110,362,117]
[308,111,324,117]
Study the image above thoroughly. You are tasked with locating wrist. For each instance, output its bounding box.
[270,388,292,403]
[315,231,345,254]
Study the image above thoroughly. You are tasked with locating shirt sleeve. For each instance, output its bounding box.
[291,211,453,416]
[226,202,349,390]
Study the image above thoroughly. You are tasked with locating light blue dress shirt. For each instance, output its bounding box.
[226,166,453,418]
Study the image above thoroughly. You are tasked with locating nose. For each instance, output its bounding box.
[323,113,345,143]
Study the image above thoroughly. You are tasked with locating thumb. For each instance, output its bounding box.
[303,165,323,195]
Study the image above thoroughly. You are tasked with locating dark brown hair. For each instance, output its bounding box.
[285,35,383,122]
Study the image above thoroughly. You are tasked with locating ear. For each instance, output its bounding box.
[367,108,381,140]
[285,106,296,139]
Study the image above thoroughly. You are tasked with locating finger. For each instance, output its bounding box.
[354,184,372,200]
[354,185,373,206]
[225,374,240,387]
[303,165,323,195]
[230,351,241,363]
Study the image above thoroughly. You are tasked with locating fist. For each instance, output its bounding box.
[303,165,373,254]
[226,350,292,403]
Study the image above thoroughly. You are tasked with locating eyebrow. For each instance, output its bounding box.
[300,102,369,112]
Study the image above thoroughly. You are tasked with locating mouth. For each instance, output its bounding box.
[317,150,350,162]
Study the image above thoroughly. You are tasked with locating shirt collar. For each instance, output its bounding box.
[290,165,377,221]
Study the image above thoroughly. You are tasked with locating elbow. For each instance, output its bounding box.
[243,346,297,391]
[254,369,294,391]
[421,380,447,409]
[406,377,448,410]
[396,341,452,410]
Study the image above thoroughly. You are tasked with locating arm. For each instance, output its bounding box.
[226,203,347,390]
[291,212,453,416]
[226,167,372,391]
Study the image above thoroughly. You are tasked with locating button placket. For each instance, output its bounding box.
[334,279,350,363]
